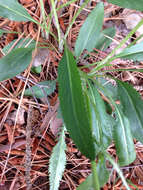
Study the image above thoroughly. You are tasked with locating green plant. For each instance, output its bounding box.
[58,1,143,190]
[0,0,143,190]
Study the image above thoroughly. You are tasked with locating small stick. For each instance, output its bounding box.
[25,105,33,190]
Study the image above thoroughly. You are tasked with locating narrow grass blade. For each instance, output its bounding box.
[50,0,62,49]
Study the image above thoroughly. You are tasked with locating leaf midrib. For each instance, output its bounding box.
[65,48,90,150]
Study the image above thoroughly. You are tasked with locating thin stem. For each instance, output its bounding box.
[89,19,143,75]
[127,33,143,47]
[64,0,91,40]
[51,0,78,15]
[104,152,131,190]
[91,160,100,190]
[103,19,143,64]
[39,0,49,39]
[99,68,143,73]
[50,0,61,43]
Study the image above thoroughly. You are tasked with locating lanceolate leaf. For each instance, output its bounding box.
[0,48,32,81]
[58,45,95,160]
[114,42,143,61]
[113,106,136,166]
[24,80,56,98]
[0,0,35,22]
[117,80,143,143]
[88,81,115,149]
[93,80,136,166]
[49,128,66,190]
[75,2,104,58]
[107,0,143,11]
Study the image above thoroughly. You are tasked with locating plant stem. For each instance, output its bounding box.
[89,19,143,75]
[102,19,143,64]
[104,152,131,190]
[91,160,100,190]
[50,0,61,43]
[39,0,49,39]
[64,0,91,40]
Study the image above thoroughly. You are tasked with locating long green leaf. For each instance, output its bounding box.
[0,48,32,81]
[104,151,131,190]
[49,128,66,190]
[92,79,136,165]
[107,0,143,11]
[58,45,95,160]
[89,82,114,138]
[88,81,115,150]
[75,2,104,58]
[113,106,136,166]
[114,41,143,61]
[117,80,143,143]
[0,0,35,22]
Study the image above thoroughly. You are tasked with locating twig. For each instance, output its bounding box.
[25,105,33,190]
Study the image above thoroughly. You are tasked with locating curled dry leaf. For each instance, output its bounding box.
[32,48,49,67]
[7,107,26,125]
[50,113,63,136]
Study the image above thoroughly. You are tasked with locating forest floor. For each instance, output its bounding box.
[0,0,143,189]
